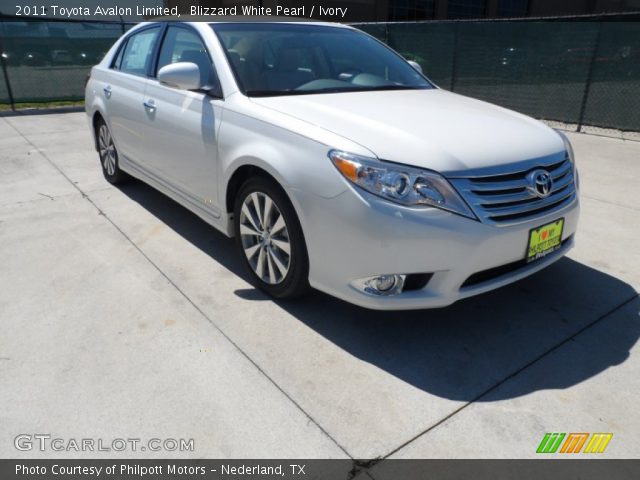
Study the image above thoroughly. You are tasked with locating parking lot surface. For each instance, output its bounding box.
[0,112,638,467]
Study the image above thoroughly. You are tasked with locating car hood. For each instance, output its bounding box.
[250,88,565,174]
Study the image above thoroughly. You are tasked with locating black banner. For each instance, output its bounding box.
[2,460,640,480]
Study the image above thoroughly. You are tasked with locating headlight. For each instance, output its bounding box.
[329,150,476,219]
[556,130,575,166]
[556,130,579,190]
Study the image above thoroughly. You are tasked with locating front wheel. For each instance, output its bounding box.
[234,177,310,299]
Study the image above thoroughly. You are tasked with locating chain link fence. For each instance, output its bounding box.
[355,17,640,136]
[0,16,135,106]
[0,15,639,136]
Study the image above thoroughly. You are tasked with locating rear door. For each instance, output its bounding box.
[103,25,161,168]
[140,25,224,212]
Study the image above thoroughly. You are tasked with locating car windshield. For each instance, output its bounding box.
[211,23,433,96]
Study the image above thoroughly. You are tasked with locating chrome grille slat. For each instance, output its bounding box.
[467,188,532,206]
[483,188,574,215]
[449,156,577,226]
[550,160,572,179]
[459,177,529,192]
[549,171,574,191]
[490,193,577,222]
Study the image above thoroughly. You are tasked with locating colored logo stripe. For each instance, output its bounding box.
[536,433,565,453]
[584,433,613,453]
[536,433,613,454]
[560,433,589,453]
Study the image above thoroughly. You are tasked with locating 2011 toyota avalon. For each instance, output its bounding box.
[85,20,579,310]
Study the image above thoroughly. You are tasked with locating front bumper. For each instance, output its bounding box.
[293,185,579,310]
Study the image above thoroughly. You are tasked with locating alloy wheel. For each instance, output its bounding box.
[98,124,117,176]
[239,192,291,285]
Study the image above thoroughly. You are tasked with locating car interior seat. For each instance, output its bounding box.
[265,39,315,91]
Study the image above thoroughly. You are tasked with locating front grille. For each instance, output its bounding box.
[449,155,577,225]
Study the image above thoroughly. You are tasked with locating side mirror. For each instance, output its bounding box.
[158,62,201,90]
[407,60,423,74]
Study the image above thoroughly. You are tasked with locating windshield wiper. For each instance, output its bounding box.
[246,85,427,97]
[346,85,428,92]
[245,90,308,97]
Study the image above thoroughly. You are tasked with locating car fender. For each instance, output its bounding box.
[218,111,351,208]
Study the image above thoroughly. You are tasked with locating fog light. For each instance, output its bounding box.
[352,274,405,296]
[375,275,397,292]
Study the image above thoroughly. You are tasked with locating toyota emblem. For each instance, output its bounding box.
[527,169,553,198]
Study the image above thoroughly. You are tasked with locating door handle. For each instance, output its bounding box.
[103,86,112,98]
[143,99,156,111]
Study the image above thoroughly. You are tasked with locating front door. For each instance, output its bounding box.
[141,25,223,213]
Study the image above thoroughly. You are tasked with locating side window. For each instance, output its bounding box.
[111,40,126,70]
[120,27,161,76]
[157,26,213,88]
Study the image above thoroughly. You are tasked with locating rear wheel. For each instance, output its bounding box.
[96,119,127,184]
[234,177,310,299]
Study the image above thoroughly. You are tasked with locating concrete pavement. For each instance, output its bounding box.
[0,112,638,471]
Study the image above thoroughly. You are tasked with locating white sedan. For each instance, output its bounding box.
[85,20,579,310]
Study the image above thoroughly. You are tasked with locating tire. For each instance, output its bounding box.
[96,118,128,185]
[234,176,310,300]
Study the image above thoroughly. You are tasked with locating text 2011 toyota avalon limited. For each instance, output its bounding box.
[85,20,579,310]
